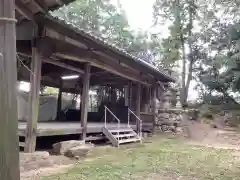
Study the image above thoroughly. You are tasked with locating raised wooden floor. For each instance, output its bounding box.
[18,121,152,137]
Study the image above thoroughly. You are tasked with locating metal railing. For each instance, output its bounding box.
[104,106,120,141]
[127,108,142,138]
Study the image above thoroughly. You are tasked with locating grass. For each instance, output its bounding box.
[42,136,240,180]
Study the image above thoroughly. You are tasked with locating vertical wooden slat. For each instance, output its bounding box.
[81,62,91,140]
[0,0,20,179]
[136,83,141,133]
[56,79,63,120]
[25,27,42,153]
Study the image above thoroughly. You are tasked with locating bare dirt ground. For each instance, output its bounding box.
[20,154,74,180]
[184,120,240,150]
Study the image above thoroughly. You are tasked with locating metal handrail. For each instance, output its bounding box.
[128,108,142,138]
[104,106,120,141]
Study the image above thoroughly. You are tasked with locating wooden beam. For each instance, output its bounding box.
[15,0,34,21]
[55,53,150,86]
[136,83,141,133]
[43,58,84,74]
[24,28,42,153]
[80,63,91,141]
[91,70,107,76]
[44,28,153,84]
[0,0,20,179]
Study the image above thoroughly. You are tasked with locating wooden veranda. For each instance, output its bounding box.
[14,0,174,152]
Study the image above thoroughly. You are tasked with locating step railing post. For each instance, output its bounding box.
[104,106,107,128]
[127,109,130,128]
[128,108,142,138]
[104,105,121,142]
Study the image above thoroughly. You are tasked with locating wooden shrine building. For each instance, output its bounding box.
[15,0,174,152]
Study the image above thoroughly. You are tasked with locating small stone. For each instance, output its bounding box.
[75,156,80,160]
[175,127,184,134]
[161,125,168,131]
[169,125,176,131]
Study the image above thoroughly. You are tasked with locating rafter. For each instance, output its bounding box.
[15,0,34,21]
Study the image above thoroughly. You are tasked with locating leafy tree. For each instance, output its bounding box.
[153,0,199,106]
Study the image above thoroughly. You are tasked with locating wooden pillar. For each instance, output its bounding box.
[152,86,157,133]
[136,83,141,133]
[81,63,90,141]
[128,81,132,109]
[0,0,20,179]
[25,27,42,153]
[124,84,129,106]
[56,79,63,120]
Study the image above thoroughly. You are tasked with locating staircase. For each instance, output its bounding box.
[102,106,142,147]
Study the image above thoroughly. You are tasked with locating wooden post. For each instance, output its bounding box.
[136,83,141,133]
[129,81,132,109]
[81,63,90,141]
[152,86,157,133]
[56,79,63,120]
[25,27,42,153]
[124,85,129,106]
[0,0,20,179]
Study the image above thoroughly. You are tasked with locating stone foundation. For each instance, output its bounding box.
[156,108,199,132]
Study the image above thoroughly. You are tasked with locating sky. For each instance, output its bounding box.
[118,0,155,31]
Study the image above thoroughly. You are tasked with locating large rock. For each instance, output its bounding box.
[52,140,85,155]
[65,144,94,158]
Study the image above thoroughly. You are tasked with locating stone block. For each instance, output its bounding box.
[65,144,94,158]
[52,140,85,155]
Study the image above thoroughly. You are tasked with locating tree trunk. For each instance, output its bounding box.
[0,0,20,179]
[185,0,194,102]
[175,0,187,106]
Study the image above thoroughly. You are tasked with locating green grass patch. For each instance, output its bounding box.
[42,137,240,180]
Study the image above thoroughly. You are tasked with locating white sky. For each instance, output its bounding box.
[118,0,155,30]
